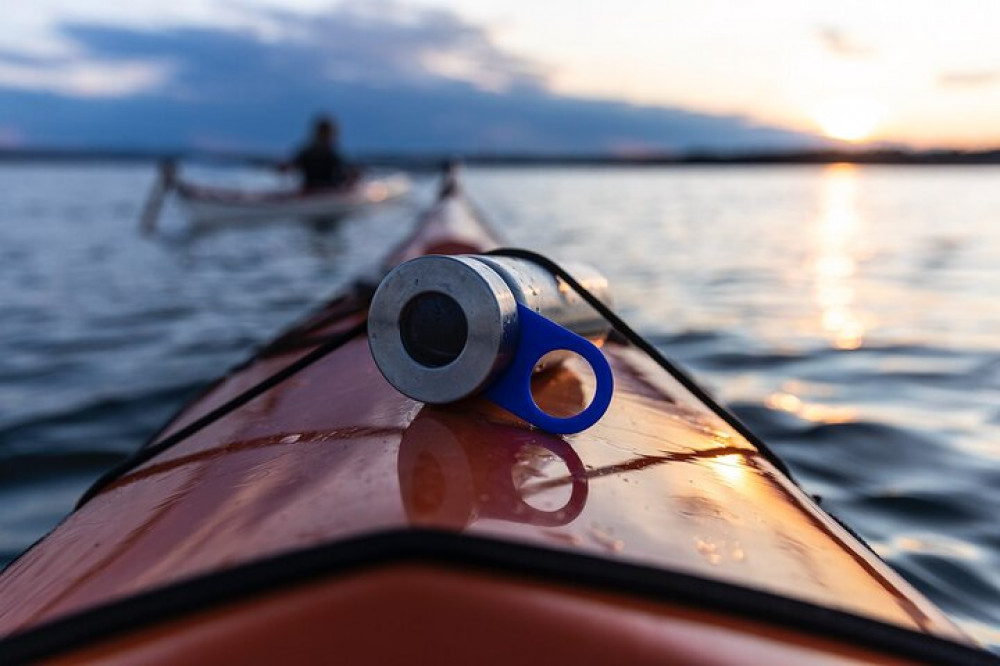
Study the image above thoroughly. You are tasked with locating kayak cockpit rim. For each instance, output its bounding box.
[0,530,994,665]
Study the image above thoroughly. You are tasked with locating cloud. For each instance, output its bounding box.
[0,58,169,98]
[55,2,547,97]
[817,26,873,58]
[0,2,821,153]
[937,69,1000,88]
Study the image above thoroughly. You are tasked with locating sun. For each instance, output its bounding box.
[813,99,882,143]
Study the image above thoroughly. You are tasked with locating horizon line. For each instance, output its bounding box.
[3,145,1000,168]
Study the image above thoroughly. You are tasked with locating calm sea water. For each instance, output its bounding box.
[1,163,998,649]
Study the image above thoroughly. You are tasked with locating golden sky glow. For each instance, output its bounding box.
[429,0,1000,149]
[6,0,1000,148]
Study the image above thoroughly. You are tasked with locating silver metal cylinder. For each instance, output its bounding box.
[368,255,611,404]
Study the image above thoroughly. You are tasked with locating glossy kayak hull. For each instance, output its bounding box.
[177,173,410,223]
[0,173,992,665]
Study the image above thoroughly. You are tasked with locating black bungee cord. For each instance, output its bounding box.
[75,247,796,509]
[485,248,797,482]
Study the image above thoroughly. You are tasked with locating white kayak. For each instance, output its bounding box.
[176,173,411,224]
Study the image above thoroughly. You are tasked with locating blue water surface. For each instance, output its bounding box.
[1,162,998,649]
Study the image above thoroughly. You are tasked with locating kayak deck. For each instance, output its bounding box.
[0,174,989,664]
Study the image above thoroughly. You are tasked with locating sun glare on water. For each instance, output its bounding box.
[814,99,882,143]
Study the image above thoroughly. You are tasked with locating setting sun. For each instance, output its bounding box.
[814,99,883,143]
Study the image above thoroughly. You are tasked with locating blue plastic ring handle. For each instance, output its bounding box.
[484,304,614,434]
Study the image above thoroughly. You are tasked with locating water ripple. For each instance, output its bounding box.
[1,163,999,652]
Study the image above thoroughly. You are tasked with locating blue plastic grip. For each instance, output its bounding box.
[484,304,614,434]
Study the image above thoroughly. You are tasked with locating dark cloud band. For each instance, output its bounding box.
[0,2,818,152]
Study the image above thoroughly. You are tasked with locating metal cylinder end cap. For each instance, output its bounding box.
[368,255,519,404]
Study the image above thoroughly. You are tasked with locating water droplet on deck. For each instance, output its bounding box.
[589,524,624,553]
[543,531,583,547]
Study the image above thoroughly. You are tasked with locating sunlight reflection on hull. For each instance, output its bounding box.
[708,452,750,488]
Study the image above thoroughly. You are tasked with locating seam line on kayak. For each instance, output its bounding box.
[73,320,368,508]
[75,247,791,510]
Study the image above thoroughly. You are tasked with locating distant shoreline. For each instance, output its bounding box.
[3,146,1000,168]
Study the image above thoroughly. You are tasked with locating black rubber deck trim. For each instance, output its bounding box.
[0,530,995,665]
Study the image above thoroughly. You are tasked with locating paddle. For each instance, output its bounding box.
[139,159,178,233]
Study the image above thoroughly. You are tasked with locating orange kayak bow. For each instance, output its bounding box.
[0,170,994,665]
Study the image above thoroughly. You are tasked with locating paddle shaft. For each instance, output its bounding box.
[139,161,177,233]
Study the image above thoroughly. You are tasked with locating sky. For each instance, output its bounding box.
[1,0,998,153]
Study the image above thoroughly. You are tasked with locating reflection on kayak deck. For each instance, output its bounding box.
[399,403,778,535]
[399,407,588,529]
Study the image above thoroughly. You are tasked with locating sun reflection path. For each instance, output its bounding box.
[814,164,866,350]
